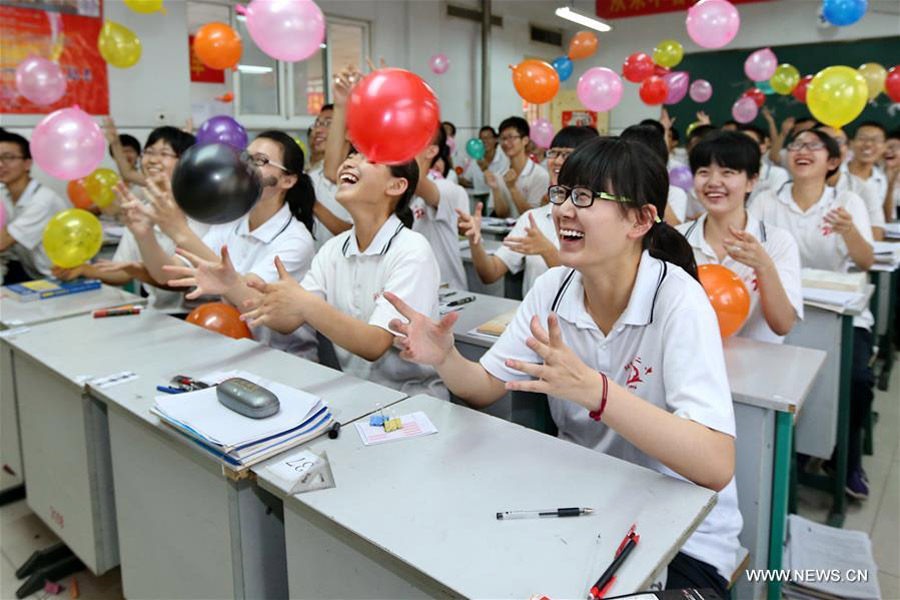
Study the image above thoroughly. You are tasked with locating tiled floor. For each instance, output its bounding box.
[0,360,898,599]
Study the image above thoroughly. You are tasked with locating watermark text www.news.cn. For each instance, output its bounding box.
[745,569,871,584]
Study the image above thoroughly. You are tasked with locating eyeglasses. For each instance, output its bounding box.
[313,118,332,129]
[546,149,573,160]
[142,149,178,159]
[547,184,632,208]
[244,152,288,171]
[854,135,885,145]
[0,154,25,164]
[499,134,522,143]
[786,141,826,152]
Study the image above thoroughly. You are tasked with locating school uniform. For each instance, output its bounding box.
[411,177,468,290]
[493,203,558,295]
[463,150,510,197]
[668,186,688,223]
[833,171,886,231]
[300,214,448,399]
[678,213,803,344]
[480,254,742,589]
[842,163,888,210]
[489,158,550,219]
[308,163,352,251]
[1,180,69,280]
[749,161,791,205]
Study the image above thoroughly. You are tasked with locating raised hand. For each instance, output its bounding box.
[240,257,308,334]
[502,212,553,256]
[163,246,240,300]
[457,201,483,246]
[384,291,457,367]
[723,227,774,273]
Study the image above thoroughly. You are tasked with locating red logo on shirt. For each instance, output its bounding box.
[624,356,653,390]
[750,277,758,292]
[820,221,834,236]
[413,206,426,221]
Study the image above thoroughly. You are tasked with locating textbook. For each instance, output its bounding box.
[475,310,517,337]
[800,269,865,293]
[3,278,101,302]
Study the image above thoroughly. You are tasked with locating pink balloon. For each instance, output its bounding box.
[30,107,105,180]
[530,118,554,149]
[576,67,623,112]
[744,47,777,82]
[243,0,325,62]
[690,79,713,103]
[663,71,689,105]
[686,0,741,49]
[732,96,758,124]
[0,200,5,231]
[15,56,66,106]
[429,53,450,75]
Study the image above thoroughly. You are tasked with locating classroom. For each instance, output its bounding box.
[0,0,898,598]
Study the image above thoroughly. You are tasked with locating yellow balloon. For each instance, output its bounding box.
[806,66,868,129]
[293,137,309,159]
[653,39,684,68]
[43,209,103,269]
[83,168,120,208]
[858,63,887,101]
[686,121,703,137]
[98,20,142,69]
[124,0,165,14]
[770,63,800,95]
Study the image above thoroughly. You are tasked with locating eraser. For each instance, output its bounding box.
[369,415,385,427]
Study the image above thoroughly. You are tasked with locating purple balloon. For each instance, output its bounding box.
[732,96,759,124]
[690,79,713,103]
[15,56,66,106]
[669,165,693,193]
[663,71,689,105]
[196,115,248,151]
[576,67,623,112]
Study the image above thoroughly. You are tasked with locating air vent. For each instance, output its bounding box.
[530,24,562,47]
[447,3,503,26]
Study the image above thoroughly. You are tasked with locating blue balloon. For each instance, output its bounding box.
[552,56,574,82]
[822,0,867,26]
[756,81,775,95]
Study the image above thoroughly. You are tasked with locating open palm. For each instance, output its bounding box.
[383,292,457,366]
[164,246,240,300]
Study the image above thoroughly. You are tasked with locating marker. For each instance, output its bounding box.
[94,308,141,318]
[447,296,476,307]
[588,524,640,599]
[328,421,341,439]
[156,385,187,394]
[496,507,594,520]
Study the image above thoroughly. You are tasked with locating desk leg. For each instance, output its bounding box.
[0,341,25,498]
[876,270,898,391]
[767,411,793,600]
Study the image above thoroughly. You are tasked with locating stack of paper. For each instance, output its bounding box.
[873,241,900,268]
[801,269,865,308]
[883,223,900,240]
[782,514,880,600]
[474,310,516,337]
[151,370,332,470]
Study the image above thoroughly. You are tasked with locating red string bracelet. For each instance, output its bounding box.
[589,372,608,422]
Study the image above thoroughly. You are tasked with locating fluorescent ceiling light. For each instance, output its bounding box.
[320,43,327,48]
[237,65,273,74]
[555,6,611,32]
[236,14,246,21]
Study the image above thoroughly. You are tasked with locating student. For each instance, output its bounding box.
[103,116,147,188]
[739,124,790,204]
[386,136,741,596]
[749,128,874,500]
[241,151,447,399]
[441,120,459,167]
[486,117,550,219]
[765,114,818,167]
[459,126,597,296]
[884,129,900,222]
[307,104,332,173]
[311,102,353,249]
[112,133,141,172]
[721,120,739,132]
[846,121,889,213]
[121,131,318,359]
[680,131,802,343]
[621,124,689,226]
[460,126,510,207]
[816,125,885,240]
[0,129,69,283]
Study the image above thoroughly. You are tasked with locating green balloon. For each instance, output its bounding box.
[466,138,485,160]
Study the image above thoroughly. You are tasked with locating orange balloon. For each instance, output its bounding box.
[511,60,560,104]
[67,179,93,210]
[698,264,751,338]
[568,31,598,61]
[193,23,242,71]
[186,302,253,340]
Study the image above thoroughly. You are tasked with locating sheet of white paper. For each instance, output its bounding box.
[354,411,437,446]
[801,287,862,307]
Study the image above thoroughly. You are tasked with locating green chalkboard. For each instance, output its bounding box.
[667,35,900,138]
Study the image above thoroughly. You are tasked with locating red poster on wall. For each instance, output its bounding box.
[596,0,770,19]
[562,110,598,128]
[0,1,108,114]
[188,35,225,83]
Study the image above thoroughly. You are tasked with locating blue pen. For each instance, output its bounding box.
[156,385,187,394]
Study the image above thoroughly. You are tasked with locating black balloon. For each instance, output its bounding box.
[171,143,261,224]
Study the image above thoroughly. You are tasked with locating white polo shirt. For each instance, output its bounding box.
[309,163,352,251]
[493,203,558,295]
[489,158,550,219]
[842,163,888,210]
[833,171,886,230]
[1,180,69,279]
[678,213,804,344]
[481,254,742,581]
[463,150,509,196]
[749,161,791,206]
[668,185,688,223]
[750,184,874,330]
[200,203,317,361]
[301,214,448,399]
[411,178,468,291]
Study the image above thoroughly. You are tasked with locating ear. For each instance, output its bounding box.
[385,175,409,199]
[745,174,759,194]
[628,204,657,240]
[278,172,298,191]
[826,155,842,173]
[521,135,530,147]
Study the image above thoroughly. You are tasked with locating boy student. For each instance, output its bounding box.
[884,129,900,222]
[460,126,509,208]
[307,104,333,173]
[739,124,790,204]
[315,98,355,249]
[846,121,889,212]
[0,129,69,283]
[486,117,550,219]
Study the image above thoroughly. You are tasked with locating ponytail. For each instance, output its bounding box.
[644,221,699,281]
[388,159,419,229]
[256,130,316,235]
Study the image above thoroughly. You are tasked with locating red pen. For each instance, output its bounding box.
[588,524,639,599]
[94,307,142,318]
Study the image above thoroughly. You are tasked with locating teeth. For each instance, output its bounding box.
[339,173,358,184]
[560,229,584,238]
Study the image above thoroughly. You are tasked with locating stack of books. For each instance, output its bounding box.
[151,370,332,470]
[800,269,866,309]
[3,278,101,302]
[872,241,900,270]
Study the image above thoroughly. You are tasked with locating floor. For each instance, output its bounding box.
[0,362,897,599]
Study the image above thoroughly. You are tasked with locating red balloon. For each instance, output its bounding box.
[639,76,668,105]
[653,65,671,77]
[792,75,813,103]
[623,52,655,83]
[698,264,751,338]
[886,66,900,103]
[186,302,252,340]
[346,68,440,165]
[67,178,93,210]
[742,87,766,107]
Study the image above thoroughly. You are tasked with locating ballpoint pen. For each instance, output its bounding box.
[447,296,476,307]
[588,524,640,599]
[496,507,594,520]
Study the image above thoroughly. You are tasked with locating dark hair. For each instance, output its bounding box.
[442,121,457,136]
[723,120,739,128]
[430,125,453,175]
[888,128,900,141]
[690,131,761,179]
[256,130,316,234]
[479,126,497,138]
[621,124,668,165]
[558,137,698,280]
[145,126,195,157]
[853,120,887,139]
[110,133,141,158]
[0,129,31,159]
[639,119,666,138]
[498,116,529,139]
[739,124,768,144]
[387,159,420,228]
[550,126,599,150]
[789,116,821,137]
[670,128,680,143]
[319,104,334,114]
[687,124,717,146]
[788,128,841,179]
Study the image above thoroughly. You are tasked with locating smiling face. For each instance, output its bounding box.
[546,147,573,186]
[247,137,297,201]
[818,126,849,163]
[499,127,528,159]
[693,160,756,216]
[310,107,333,155]
[884,137,900,170]
[141,139,180,181]
[335,153,408,215]
[0,141,31,185]
[479,129,497,154]
[850,125,886,166]
[787,131,839,182]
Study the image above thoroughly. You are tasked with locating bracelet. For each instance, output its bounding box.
[588,373,608,422]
